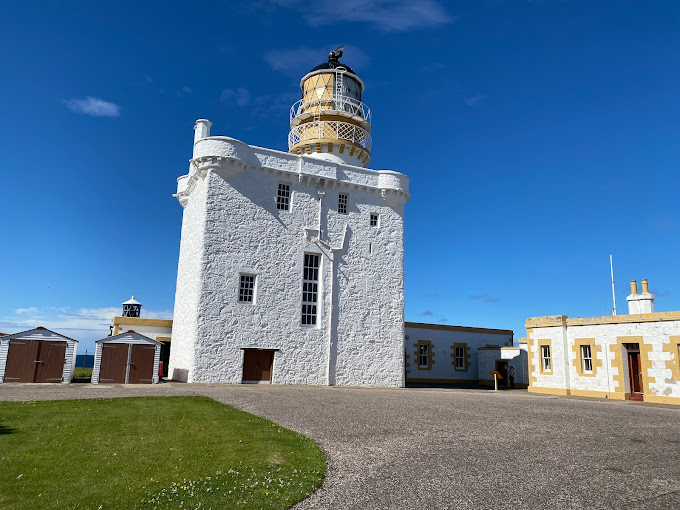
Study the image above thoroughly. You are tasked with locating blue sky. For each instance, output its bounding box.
[1,1,679,354]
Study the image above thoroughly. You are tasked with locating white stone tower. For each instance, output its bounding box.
[169,49,410,386]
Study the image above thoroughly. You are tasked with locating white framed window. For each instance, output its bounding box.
[301,253,320,326]
[454,346,465,369]
[370,213,379,227]
[418,342,430,368]
[239,274,255,303]
[541,345,551,372]
[338,193,348,214]
[277,183,290,211]
[581,345,593,373]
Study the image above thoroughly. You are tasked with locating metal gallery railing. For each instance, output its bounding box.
[288,120,372,151]
[290,96,371,125]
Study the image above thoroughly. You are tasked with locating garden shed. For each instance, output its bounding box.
[92,331,161,384]
[0,327,78,383]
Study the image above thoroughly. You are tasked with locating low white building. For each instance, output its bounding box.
[92,331,161,384]
[405,322,525,387]
[526,279,680,405]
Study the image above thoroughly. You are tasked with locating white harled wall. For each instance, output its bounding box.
[169,129,409,386]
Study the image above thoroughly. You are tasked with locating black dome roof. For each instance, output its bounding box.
[308,60,357,76]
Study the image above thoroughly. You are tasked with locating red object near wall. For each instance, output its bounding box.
[158,361,164,379]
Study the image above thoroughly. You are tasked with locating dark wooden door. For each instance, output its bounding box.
[35,342,67,383]
[495,360,509,387]
[242,349,274,382]
[4,340,40,382]
[99,343,129,383]
[628,350,644,400]
[128,345,156,384]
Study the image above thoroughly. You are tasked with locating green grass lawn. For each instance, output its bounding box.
[0,396,325,509]
[73,367,93,378]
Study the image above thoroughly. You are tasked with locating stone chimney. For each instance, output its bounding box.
[627,279,655,314]
[194,119,212,144]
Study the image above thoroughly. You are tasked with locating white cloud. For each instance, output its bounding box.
[62,96,121,117]
[264,45,369,77]
[266,0,455,31]
[15,307,39,314]
[464,94,487,107]
[220,88,251,106]
[0,306,173,351]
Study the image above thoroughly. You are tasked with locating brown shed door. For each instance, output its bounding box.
[99,343,129,383]
[4,340,40,382]
[128,345,156,384]
[242,349,274,383]
[35,342,67,383]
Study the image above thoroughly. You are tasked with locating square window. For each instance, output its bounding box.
[581,345,593,373]
[239,274,255,303]
[277,183,290,211]
[370,213,379,227]
[338,193,348,214]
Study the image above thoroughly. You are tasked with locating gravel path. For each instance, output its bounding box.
[1,383,678,509]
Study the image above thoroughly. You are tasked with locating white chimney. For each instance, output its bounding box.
[627,279,655,314]
[194,119,212,144]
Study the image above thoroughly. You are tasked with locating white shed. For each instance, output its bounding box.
[0,327,78,383]
[92,331,161,384]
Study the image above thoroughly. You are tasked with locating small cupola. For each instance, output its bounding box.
[288,46,372,167]
[122,295,142,318]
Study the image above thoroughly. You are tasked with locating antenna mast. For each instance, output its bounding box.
[610,253,617,316]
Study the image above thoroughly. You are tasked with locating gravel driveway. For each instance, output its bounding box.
[1,383,678,509]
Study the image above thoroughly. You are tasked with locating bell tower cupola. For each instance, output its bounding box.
[288,46,372,167]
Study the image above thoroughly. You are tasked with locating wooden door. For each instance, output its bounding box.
[4,340,40,382]
[35,342,67,383]
[628,350,644,401]
[242,349,274,383]
[128,344,156,384]
[99,343,129,383]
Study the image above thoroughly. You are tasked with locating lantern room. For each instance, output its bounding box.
[288,46,372,167]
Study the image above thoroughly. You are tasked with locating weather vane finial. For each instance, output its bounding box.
[328,45,344,63]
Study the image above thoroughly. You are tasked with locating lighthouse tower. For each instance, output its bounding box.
[288,46,372,167]
[169,48,409,387]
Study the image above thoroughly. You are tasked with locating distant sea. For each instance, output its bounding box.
[75,354,94,368]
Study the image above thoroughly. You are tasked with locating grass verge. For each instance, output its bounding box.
[73,367,93,378]
[0,396,325,509]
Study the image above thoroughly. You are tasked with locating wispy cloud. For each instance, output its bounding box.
[470,293,500,303]
[62,97,120,117]
[265,0,455,31]
[15,307,39,315]
[422,62,446,73]
[464,94,487,107]
[220,88,251,106]
[264,45,369,78]
[419,309,448,323]
[0,306,173,347]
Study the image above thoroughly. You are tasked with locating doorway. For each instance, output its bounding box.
[495,360,509,387]
[625,344,644,401]
[4,340,67,383]
[242,349,275,383]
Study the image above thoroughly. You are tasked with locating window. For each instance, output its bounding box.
[277,183,290,211]
[581,345,593,373]
[419,343,430,368]
[454,346,465,369]
[301,253,320,325]
[338,193,348,214]
[370,213,379,227]
[541,345,551,372]
[239,274,255,303]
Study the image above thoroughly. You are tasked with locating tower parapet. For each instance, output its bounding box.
[288,46,372,167]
